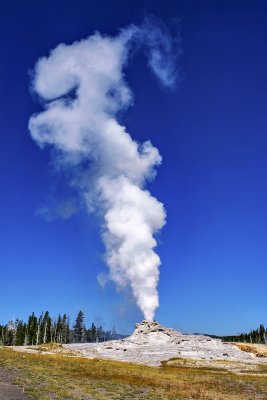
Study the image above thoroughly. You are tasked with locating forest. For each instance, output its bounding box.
[0,310,123,346]
[218,324,267,344]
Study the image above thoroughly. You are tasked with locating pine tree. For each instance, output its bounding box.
[27,312,38,345]
[41,311,51,344]
[15,321,26,345]
[73,311,86,343]
[62,314,70,344]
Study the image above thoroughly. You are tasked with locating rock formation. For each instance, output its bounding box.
[66,320,255,366]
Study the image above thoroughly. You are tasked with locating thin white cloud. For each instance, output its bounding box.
[35,198,78,221]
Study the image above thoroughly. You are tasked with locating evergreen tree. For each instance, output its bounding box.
[73,311,86,343]
[56,314,63,343]
[41,311,51,344]
[62,314,70,344]
[15,321,26,346]
[27,312,38,345]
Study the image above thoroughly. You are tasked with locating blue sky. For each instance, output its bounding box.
[0,0,267,335]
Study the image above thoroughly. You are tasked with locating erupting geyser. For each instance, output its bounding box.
[29,18,180,321]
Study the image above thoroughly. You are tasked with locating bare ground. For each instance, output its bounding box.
[0,367,30,400]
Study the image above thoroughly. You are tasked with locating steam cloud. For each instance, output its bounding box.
[29,18,179,321]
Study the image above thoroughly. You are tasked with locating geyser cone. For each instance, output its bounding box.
[129,320,182,344]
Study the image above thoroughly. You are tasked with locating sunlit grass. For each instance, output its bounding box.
[0,346,266,399]
[234,343,267,358]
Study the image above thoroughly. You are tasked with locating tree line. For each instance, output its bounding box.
[220,324,267,344]
[0,310,121,346]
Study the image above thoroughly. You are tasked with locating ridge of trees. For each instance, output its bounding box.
[0,310,122,346]
[218,324,267,344]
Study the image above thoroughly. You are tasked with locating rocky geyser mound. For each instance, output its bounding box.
[66,320,254,366]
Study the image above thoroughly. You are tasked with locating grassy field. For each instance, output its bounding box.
[0,345,267,400]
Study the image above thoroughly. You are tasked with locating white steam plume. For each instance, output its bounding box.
[29,19,179,321]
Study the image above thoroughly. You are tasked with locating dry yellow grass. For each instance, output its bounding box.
[233,343,267,358]
[0,346,266,400]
